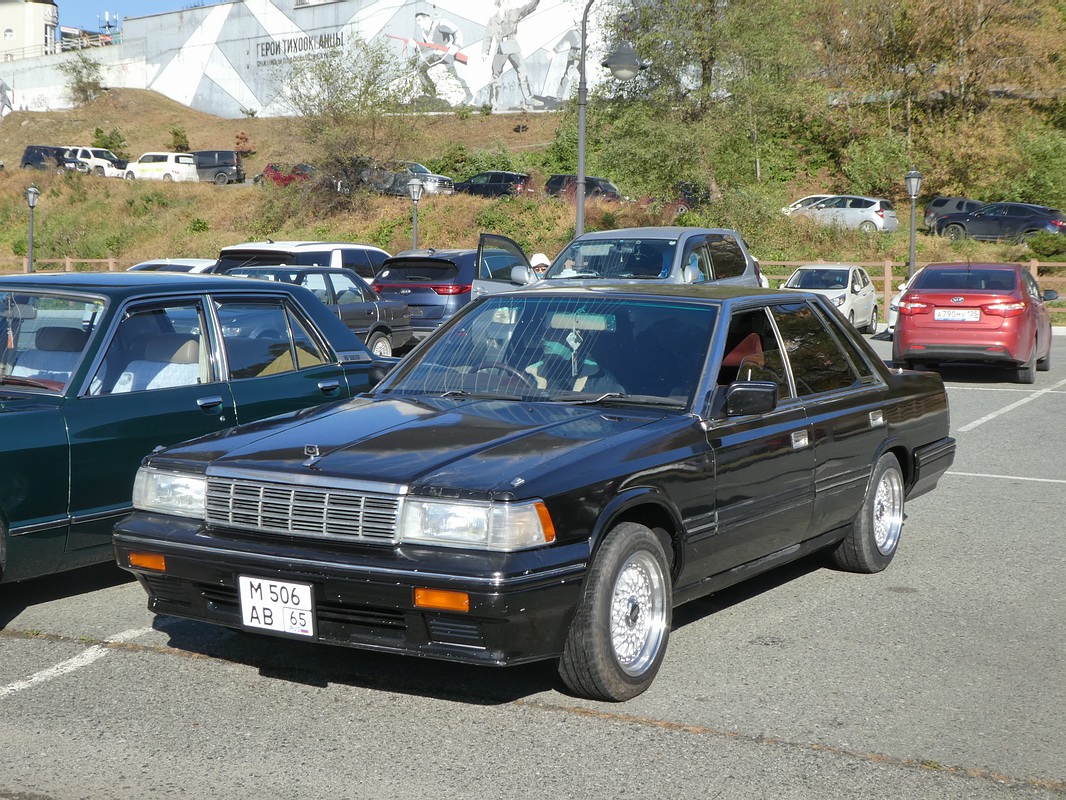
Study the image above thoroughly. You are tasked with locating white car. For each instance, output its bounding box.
[795,195,899,233]
[124,152,199,182]
[783,263,879,333]
[127,258,218,273]
[781,194,832,216]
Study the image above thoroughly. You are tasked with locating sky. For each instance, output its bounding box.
[57,1,223,33]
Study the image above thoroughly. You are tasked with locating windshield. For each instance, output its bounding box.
[216,252,297,272]
[912,268,1017,292]
[406,163,432,175]
[382,294,717,408]
[544,238,677,280]
[785,269,850,290]
[92,149,119,161]
[1,291,104,393]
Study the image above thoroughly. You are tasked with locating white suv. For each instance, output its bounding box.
[62,146,127,178]
[124,152,199,182]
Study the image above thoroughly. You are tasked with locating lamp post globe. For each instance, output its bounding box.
[25,185,40,273]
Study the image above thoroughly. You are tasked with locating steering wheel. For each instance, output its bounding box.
[470,362,536,387]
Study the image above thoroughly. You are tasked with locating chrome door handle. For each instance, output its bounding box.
[318,380,340,394]
[791,429,809,450]
[196,395,224,412]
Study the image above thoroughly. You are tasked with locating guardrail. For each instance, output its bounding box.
[760,259,1066,320]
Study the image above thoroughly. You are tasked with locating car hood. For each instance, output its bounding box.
[155,395,666,495]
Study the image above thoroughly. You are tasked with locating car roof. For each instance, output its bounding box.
[570,226,741,240]
[790,263,860,270]
[510,283,791,304]
[0,271,294,297]
[221,241,386,253]
[387,248,476,260]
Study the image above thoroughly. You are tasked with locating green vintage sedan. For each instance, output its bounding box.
[0,271,388,584]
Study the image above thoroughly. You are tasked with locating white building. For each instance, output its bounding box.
[0,0,59,61]
[0,0,613,118]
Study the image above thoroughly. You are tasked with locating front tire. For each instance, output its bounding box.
[163,173,173,182]
[864,305,879,334]
[559,522,671,702]
[93,166,105,177]
[944,223,965,240]
[832,452,904,573]
[366,332,392,357]
[125,171,135,180]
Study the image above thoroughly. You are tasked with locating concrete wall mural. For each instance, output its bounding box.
[115,0,607,118]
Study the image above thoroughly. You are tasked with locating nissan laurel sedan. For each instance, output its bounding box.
[892,262,1056,382]
[0,272,390,585]
[114,284,955,702]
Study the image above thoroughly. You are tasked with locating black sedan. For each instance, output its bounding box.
[114,285,955,701]
[0,272,390,585]
[933,201,1065,241]
[453,171,532,197]
[227,266,414,357]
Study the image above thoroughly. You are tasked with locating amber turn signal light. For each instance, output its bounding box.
[128,552,166,572]
[414,587,470,613]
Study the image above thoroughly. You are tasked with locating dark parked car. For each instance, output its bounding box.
[892,262,1056,382]
[0,272,390,585]
[923,196,985,231]
[192,149,246,185]
[933,202,1065,241]
[212,241,392,282]
[545,173,621,201]
[372,249,479,340]
[454,171,532,197]
[20,145,87,172]
[228,266,414,356]
[114,283,955,701]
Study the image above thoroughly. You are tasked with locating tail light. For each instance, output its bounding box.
[981,301,1026,317]
[430,284,470,296]
[876,207,885,219]
[897,299,932,316]
[1050,219,1065,230]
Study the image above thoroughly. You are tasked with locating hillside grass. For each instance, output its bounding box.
[0,89,1061,284]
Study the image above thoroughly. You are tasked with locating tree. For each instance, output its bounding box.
[92,127,129,160]
[58,53,105,105]
[281,37,417,164]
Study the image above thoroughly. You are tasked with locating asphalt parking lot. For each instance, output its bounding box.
[1,334,1063,800]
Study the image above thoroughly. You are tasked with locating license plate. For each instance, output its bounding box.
[238,575,315,637]
[409,307,423,316]
[934,308,980,322]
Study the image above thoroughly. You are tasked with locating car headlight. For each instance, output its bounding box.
[132,467,206,519]
[831,294,846,307]
[399,498,555,551]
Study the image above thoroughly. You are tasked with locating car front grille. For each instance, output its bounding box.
[205,478,400,542]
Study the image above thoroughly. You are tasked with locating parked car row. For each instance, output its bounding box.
[19,145,246,184]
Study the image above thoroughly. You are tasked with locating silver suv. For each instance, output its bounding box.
[797,195,899,232]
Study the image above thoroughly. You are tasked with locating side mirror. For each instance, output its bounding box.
[725,381,778,416]
[682,264,701,283]
[510,264,535,285]
[1044,289,1059,302]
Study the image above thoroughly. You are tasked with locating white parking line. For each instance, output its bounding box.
[946,384,1066,394]
[947,471,1066,485]
[0,627,152,699]
[956,377,1066,432]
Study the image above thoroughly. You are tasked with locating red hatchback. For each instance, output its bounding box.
[893,262,1057,383]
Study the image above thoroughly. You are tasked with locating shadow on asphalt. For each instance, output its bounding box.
[0,562,134,629]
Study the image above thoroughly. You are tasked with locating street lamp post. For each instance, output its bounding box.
[25,185,40,273]
[576,2,645,236]
[407,178,424,251]
[905,169,923,279]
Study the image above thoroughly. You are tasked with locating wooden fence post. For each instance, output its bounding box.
[22,257,29,273]
[108,258,117,272]
[65,257,73,272]
[1029,259,1039,278]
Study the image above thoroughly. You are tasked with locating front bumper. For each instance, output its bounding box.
[114,513,587,666]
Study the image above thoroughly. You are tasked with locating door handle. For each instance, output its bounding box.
[791,429,809,450]
[196,395,224,412]
[318,380,340,394]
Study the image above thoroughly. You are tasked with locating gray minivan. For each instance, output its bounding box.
[191,150,245,184]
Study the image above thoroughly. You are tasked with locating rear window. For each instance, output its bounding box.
[376,262,461,282]
[216,251,298,271]
[912,268,1017,292]
[879,200,895,211]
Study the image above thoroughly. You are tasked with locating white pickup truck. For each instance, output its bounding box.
[62,146,127,178]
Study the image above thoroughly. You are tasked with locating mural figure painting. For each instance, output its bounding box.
[411,12,472,106]
[483,0,542,110]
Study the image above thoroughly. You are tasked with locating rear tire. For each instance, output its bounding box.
[163,173,173,182]
[864,306,879,334]
[559,522,671,702]
[858,220,876,233]
[367,332,392,358]
[832,453,904,573]
[1016,343,1037,384]
[214,172,229,186]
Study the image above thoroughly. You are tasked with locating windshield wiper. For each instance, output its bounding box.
[564,392,685,408]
